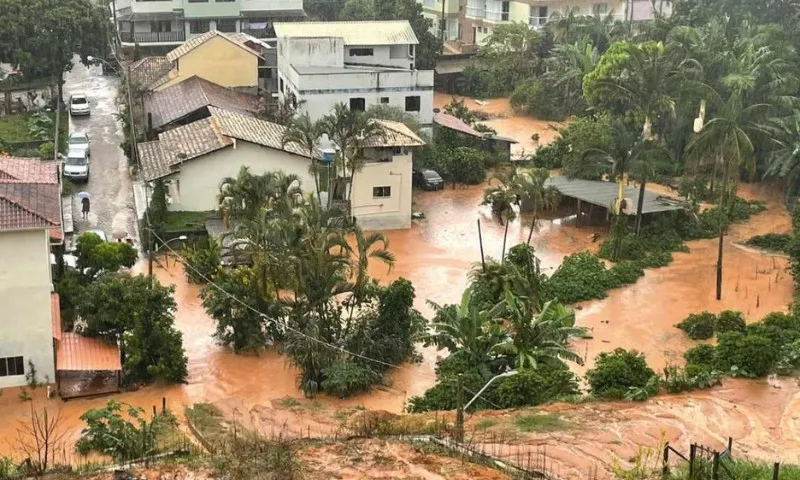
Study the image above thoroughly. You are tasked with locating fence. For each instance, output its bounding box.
[661,437,788,480]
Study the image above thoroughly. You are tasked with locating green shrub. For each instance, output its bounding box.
[321,361,377,398]
[715,310,746,335]
[662,364,722,393]
[745,233,791,253]
[684,344,716,367]
[586,348,657,400]
[545,252,620,304]
[509,79,565,121]
[610,261,645,285]
[713,332,776,377]
[530,139,569,169]
[675,312,716,340]
[38,141,54,160]
[181,238,221,284]
[747,312,800,349]
[491,362,580,408]
[776,339,800,375]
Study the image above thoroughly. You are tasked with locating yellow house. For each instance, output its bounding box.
[151,31,261,93]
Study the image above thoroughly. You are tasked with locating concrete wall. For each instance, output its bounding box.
[351,149,412,230]
[279,37,345,68]
[167,141,315,212]
[157,35,259,90]
[0,229,55,389]
[344,45,414,70]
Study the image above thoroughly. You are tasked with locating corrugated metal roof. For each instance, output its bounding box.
[56,333,121,371]
[545,176,686,215]
[273,21,419,45]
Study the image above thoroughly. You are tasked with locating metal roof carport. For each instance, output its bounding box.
[545,176,686,216]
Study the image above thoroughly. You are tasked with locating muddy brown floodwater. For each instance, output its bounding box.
[0,95,795,473]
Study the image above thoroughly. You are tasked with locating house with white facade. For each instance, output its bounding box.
[138,107,424,229]
[112,0,305,50]
[274,21,434,127]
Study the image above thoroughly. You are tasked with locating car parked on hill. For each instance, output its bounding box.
[68,132,90,157]
[69,93,90,116]
[62,148,90,181]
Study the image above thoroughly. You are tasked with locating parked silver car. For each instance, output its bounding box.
[62,148,90,181]
[68,132,90,157]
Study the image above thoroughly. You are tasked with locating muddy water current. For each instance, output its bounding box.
[0,98,795,474]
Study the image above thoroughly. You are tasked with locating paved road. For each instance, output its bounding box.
[62,60,137,246]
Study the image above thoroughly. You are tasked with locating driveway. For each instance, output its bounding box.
[62,59,137,246]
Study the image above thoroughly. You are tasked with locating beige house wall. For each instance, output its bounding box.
[156,36,259,91]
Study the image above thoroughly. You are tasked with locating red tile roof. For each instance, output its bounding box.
[51,293,62,341]
[56,333,122,372]
[433,111,483,137]
[0,156,61,236]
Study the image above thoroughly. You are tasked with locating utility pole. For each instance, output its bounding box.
[440,0,447,43]
[455,373,464,442]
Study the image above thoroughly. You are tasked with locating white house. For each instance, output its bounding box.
[274,21,434,127]
[0,157,62,389]
[138,107,424,229]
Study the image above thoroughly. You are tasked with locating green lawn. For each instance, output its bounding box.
[164,210,216,233]
[0,113,34,143]
[514,414,569,433]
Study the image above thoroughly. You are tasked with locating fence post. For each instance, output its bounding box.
[727,437,733,456]
[712,451,720,480]
[455,374,464,443]
[774,462,780,480]
[162,397,166,414]
[662,443,670,476]
[689,444,697,476]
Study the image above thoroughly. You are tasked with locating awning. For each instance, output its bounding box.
[51,293,61,341]
[57,333,122,372]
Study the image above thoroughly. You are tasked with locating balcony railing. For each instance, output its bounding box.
[466,5,485,18]
[120,31,185,43]
[484,9,508,22]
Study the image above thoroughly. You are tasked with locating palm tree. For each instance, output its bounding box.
[687,88,771,300]
[481,167,525,225]
[342,226,396,332]
[547,10,580,44]
[576,12,625,53]
[545,38,600,115]
[763,112,800,197]
[423,288,508,379]
[492,294,587,370]
[516,168,561,244]
[282,113,325,202]
[322,103,385,210]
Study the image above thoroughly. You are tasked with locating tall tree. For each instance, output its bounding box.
[763,112,800,197]
[282,113,326,201]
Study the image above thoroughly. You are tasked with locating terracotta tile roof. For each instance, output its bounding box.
[0,157,61,235]
[433,111,482,137]
[52,293,62,341]
[363,120,425,147]
[57,333,122,371]
[145,76,261,130]
[166,30,261,63]
[128,56,173,91]
[139,107,317,181]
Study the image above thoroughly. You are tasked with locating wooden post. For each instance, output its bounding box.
[455,374,464,443]
[577,199,582,227]
[477,219,486,272]
[712,451,720,480]
[662,443,669,475]
[727,437,733,456]
[689,444,696,476]
[773,462,780,480]
[162,396,166,414]
[500,217,510,263]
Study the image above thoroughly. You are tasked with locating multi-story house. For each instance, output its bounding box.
[420,0,669,45]
[274,21,435,127]
[112,0,305,50]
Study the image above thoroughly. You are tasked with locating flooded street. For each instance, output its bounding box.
[0,88,795,471]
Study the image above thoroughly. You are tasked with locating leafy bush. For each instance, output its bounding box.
[559,113,614,180]
[510,79,565,121]
[610,261,645,285]
[530,138,569,169]
[38,141,54,160]
[321,361,377,398]
[76,400,177,461]
[715,310,746,335]
[745,233,791,253]
[747,312,800,350]
[586,348,657,400]
[675,312,716,340]
[776,339,800,376]
[684,344,716,367]
[662,364,722,393]
[545,252,620,304]
[713,332,775,377]
[181,238,221,284]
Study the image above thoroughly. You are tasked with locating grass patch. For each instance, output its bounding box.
[278,397,301,408]
[0,113,34,143]
[475,418,496,430]
[514,414,568,433]
[745,233,791,254]
[164,210,216,234]
[185,403,227,445]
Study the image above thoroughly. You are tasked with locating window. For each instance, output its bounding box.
[279,78,284,93]
[216,18,237,32]
[530,5,548,26]
[373,186,391,198]
[349,48,374,57]
[405,95,421,112]
[150,20,171,32]
[0,356,24,377]
[592,3,608,14]
[393,147,403,155]
[189,21,209,34]
[409,44,415,56]
[349,98,365,111]
[501,1,510,21]
[380,97,390,104]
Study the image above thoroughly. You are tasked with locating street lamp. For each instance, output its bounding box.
[464,370,518,411]
[148,234,188,277]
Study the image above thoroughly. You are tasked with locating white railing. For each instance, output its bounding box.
[528,16,547,27]
[484,9,508,22]
[466,5,485,18]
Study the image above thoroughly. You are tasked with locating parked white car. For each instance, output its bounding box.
[69,93,90,116]
[62,148,90,182]
[68,132,90,157]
